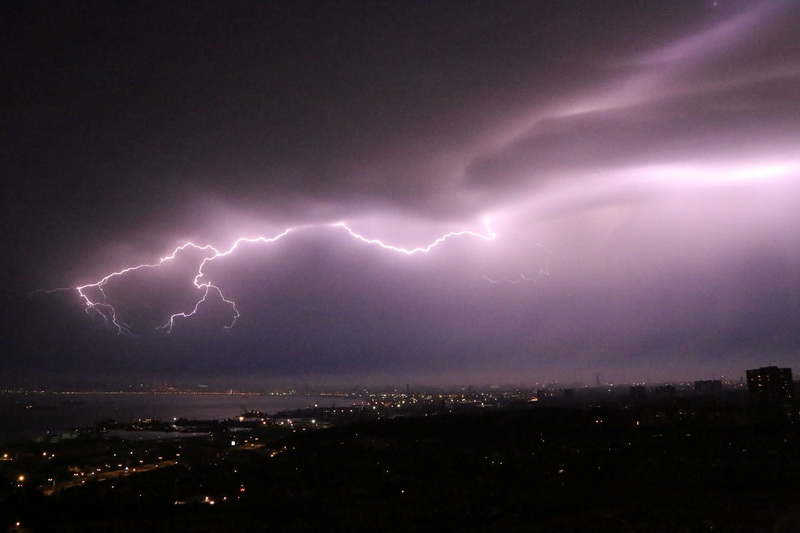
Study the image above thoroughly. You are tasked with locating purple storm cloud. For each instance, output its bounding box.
[4,0,800,386]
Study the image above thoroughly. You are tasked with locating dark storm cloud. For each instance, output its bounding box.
[3,1,800,386]
[464,90,800,194]
[463,0,800,203]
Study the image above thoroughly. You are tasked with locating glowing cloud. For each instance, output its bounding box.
[49,217,550,336]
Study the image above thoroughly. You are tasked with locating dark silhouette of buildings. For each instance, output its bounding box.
[746,366,795,421]
[629,385,646,400]
[694,380,722,395]
[655,385,676,398]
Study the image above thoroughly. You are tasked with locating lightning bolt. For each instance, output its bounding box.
[332,218,495,254]
[481,230,552,284]
[45,217,545,336]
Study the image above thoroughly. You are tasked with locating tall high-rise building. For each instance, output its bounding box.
[746,366,794,421]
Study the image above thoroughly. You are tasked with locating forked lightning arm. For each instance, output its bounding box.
[47,218,543,335]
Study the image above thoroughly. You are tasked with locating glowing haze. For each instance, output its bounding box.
[66,218,506,336]
[3,1,800,387]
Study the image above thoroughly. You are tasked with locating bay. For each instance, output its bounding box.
[0,392,358,445]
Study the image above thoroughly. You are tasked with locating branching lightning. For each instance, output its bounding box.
[44,217,548,335]
[332,218,495,254]
[481,229,552,284]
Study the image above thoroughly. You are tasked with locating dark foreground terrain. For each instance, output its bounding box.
[4,401,800,532]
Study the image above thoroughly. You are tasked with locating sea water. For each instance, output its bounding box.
[0,392,357,445]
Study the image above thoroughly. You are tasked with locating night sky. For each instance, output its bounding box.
[3,0,800,388]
